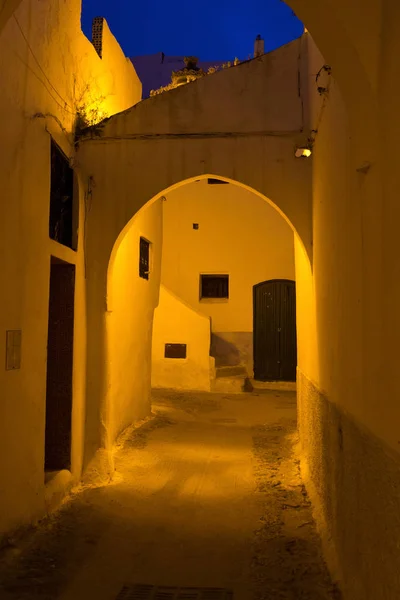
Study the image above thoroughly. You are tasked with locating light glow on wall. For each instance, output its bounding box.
[295,147,312,158]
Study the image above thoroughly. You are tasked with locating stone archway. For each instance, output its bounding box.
[96,172,311,463]
[75,9,400,598]
[78,35,314,271]
[77,37,316,469]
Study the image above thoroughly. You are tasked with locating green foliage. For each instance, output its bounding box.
[73,81,109,142]
[150,57,242,97]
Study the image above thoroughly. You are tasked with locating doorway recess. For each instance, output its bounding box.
[45,257,75,473]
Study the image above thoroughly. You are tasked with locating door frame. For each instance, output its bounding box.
[44,256,76,474]
[253,278,297,382]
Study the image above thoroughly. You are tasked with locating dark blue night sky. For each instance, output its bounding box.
[81,0,303,61]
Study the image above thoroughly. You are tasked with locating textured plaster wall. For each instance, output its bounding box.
[106,200,162,444]
[152,285,213,391]
[290,0,381,98]
[0,0,23,33]
[78,36,313,261]
[294,235,317,383]
[296,33,400,599]
[0,0,141,536]
[159,179,294,376]
[161,180,295,332]
[298,371,400,599]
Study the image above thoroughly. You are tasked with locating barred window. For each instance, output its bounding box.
[200,275,229,299]
[139,237,150,280]
[49,140,74,249]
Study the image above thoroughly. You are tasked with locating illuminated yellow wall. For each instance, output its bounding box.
[0,0,141,536]
[152,285,214,391]
[295,32,400,599]
[106,200,163,445]
[155,179,295,378]
[77,37,311,398]
[294,234,318,382]
[78,36,314,262]
[161,180,295,332]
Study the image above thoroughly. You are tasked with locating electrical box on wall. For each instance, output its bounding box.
[6,330,22,370]
[165,343,187,359]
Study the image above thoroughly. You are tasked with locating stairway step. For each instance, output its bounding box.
[212,375,254,394]
[216,365,248,378]
[212,376,245,393]
[250,379,296,392]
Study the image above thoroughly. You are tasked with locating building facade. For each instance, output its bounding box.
[0,0,142,534]
[151,178,295,389]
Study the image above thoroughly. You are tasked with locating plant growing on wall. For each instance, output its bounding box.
[73,80,109,143]
[150,56,242,97]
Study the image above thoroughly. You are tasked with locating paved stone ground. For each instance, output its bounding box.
[0,390,341,600]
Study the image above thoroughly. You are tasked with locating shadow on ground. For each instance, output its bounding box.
[0,390,341,600]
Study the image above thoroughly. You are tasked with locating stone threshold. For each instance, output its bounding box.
[250,379,297,392]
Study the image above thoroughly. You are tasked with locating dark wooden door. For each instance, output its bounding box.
[253,279,297,381]
[45,259,75,472]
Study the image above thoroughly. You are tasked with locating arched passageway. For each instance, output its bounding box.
[104,174,314,458]
[78,36,315,471]
[76,9,400,596]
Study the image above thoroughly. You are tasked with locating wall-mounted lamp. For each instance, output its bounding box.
[295,147,312,158]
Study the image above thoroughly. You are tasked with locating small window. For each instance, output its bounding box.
[200,274,229,299]
[165,344,187,359]
[139,237,150,279]
[49,140,74,249]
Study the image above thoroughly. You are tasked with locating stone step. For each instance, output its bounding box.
[250,379,296,392]
[212,375,246,394]
[215,365,248,378]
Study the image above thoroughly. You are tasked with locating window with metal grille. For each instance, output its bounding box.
[200,274,229,299]
[49,140,74,249]
[139,237,150,279]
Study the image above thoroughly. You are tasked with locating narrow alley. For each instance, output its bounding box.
[0,391,339,600]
